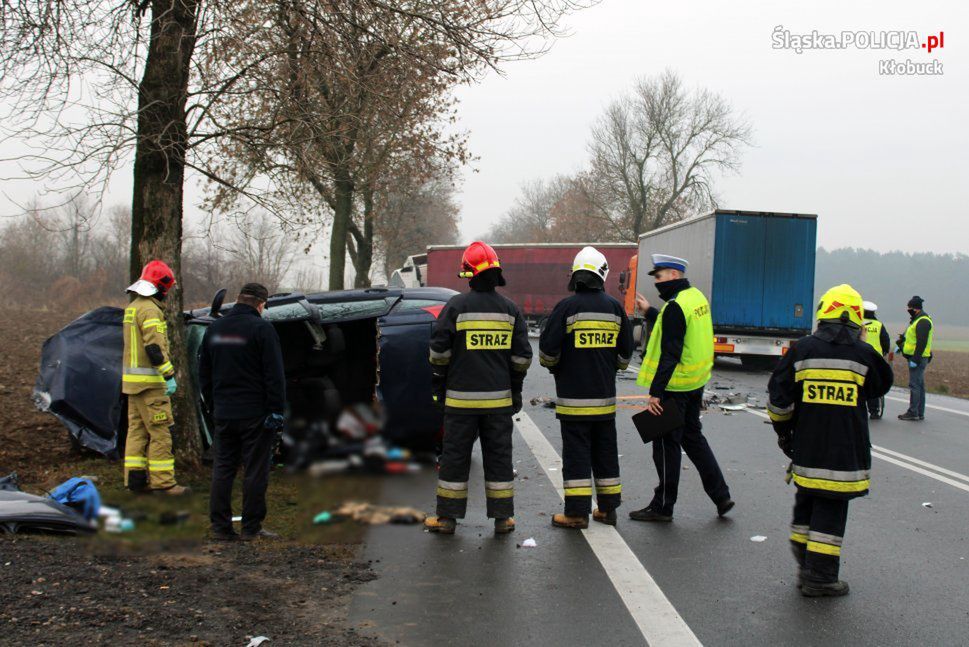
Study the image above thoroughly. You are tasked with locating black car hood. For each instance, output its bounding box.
[33,307,124,457]
[0,489,95,535]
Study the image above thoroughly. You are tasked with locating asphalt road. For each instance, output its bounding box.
[349,344,969,646]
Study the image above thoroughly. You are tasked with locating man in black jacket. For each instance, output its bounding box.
[199,283,286,541]
[424,242,531,536]
[540,246,634,529]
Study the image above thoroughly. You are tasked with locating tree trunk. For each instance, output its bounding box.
[352,188,375,288]
[129,0,203,468]
[329,172,353,290]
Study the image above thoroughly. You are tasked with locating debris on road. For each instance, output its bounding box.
[922,502,934,508]
[246,637,271,647]
[530,396,556,408]
[750,535,767,543]
[333,501,426,525]
[521,538,537,548]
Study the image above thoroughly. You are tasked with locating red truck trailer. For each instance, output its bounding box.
[425,243,638,323]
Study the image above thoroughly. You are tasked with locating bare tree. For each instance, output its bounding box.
[586,70,752,239]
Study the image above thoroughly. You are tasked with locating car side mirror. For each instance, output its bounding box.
[210,288,227,318]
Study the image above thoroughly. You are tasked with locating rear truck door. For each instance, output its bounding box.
[762,216,816,332]
[712,213,767,329]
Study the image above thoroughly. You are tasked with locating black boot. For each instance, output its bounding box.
[800,580,850,597]
[629,506,673,522]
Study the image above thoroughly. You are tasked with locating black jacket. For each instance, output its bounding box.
[429,285,531,415]
[643,278,690,397]
[198,304,286,421]
[539,289,634,420]
[768,323,893,499]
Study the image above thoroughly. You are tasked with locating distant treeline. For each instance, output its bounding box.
[816,248,968,325]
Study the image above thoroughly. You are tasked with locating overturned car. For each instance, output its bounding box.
[34,287,456,464]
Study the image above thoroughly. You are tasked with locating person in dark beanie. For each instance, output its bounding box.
[896,296,933,421]
[199,283,286,540]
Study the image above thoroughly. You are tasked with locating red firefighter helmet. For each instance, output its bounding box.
[127,260,177,297]
[459,241,502,280]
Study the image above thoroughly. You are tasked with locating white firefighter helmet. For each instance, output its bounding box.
[571,246,609,282]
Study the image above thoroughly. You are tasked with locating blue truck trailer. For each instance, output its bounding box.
[634,209,818,369]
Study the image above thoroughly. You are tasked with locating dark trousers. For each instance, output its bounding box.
[790,491,850,583]
[649,389,730,515]
[907,358,927,417]
[210,416,273,535]
[436,413,514,519]
[561,418,621,516]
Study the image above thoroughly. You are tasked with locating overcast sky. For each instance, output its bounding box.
[1,0,965,261]
[453,0,967,253]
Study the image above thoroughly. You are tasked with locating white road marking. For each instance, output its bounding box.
[884,394,969,418]
[515,411,701,647]
[745,408,969,493]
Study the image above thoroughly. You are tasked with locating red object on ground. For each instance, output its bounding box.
[426,244,637,319]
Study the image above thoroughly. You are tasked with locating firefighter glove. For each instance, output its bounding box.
[777,431,794,458]
[908,360,918,369]
[165,376,177,396]
[264,413,285,431]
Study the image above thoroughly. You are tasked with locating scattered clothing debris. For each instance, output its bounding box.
[246,637,271,647]
[49,477,101,522]
[521,537,538,548]
[334,502,426,525]
[922,502,933,508]
[0,487,96,535]
[529,396,556,408]
[750,535,767,543]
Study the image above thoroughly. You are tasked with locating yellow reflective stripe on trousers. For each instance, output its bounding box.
[149,460,174,471]
[436,487,468,499]
[124,456,147,468]
[485,489,514,499]
[792,473,869,493]
[555,404,617,416]
[790,532,809,544]
[595,485,622,495]
[806,541,841,556]
[564,487,593,497]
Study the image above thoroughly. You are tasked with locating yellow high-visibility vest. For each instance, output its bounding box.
[902,314,933,358]
[863,319,885,355]
[637,287,714,392]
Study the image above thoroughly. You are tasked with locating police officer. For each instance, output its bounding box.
[424,242,532,535]
[631,254,733,522]
[862,301,891,420]
[768,284,892,597]
[122,260,190,496]
[539,247,634,529]
[199,283,286,541]
[896,296,933,421]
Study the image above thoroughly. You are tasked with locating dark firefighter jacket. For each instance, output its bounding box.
[767,322,893,499]
[429,287,531,415]
[539,289,634,420]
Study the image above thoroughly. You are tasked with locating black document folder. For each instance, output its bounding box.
[632,399,684,443]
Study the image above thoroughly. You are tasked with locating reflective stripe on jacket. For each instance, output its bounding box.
[122,296,174,395]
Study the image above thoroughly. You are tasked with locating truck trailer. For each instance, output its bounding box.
[424,243,638,323]
[635,209,818,369]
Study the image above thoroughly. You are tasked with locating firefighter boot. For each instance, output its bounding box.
[425,516,457,535]
[552,513,589,529]
[800,580,850,597]
[494,517,516,535]
[593,508,617,526]
[154,484,193,497]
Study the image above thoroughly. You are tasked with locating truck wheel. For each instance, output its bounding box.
[741,355,778,371]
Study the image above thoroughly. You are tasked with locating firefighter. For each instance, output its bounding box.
[768,284,893,597]
[896,296,933,421]
[424,242,532,535]
[630,254,733,522]
[862,301,891,420]
[539,247,634,529]
[122,260,190,496]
